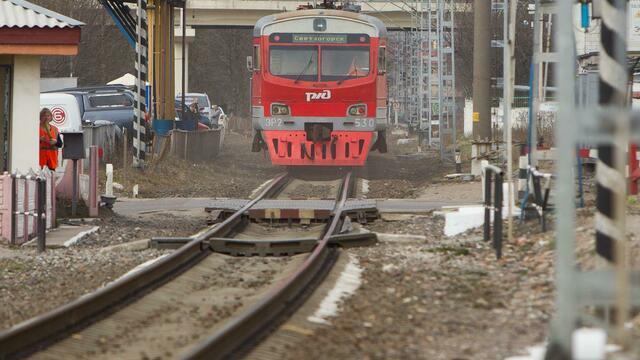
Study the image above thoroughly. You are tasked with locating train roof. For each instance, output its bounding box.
[254,9,387,38]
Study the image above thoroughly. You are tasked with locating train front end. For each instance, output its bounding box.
[250,9,388,166]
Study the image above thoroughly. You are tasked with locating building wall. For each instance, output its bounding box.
[11,55,40,173]
[40,77,77,92]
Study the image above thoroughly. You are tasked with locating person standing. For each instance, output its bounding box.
[210,105,223,129]
[39,108,61,170]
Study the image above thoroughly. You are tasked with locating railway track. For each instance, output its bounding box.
[0,171,361,360]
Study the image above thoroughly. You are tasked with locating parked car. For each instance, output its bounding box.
[44,85,135,132]
[175,93,215,126]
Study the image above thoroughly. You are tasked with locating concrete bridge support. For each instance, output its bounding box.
[173,26,195,96]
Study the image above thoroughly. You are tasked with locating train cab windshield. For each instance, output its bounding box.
[269,46,318,81]
[269,45,370,82]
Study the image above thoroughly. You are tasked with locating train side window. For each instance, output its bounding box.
[378,46,386,74]
[253,45,261,70]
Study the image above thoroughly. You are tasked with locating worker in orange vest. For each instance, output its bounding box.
[39,108,61,170]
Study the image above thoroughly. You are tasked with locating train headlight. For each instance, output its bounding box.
[347,104,367,117]
[271,103,290,116]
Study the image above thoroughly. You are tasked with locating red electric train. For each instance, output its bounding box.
[250,7,388,166]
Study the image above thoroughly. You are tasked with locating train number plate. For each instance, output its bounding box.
[263,117,284,128]
[354,118,375,129]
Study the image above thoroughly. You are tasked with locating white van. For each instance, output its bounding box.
[40,93,83,133]
[40,93,83,174]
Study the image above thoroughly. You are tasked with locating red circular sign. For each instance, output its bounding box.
[50,107,66,126]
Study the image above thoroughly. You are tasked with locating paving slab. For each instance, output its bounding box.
[113,197,213,217]
[23,225,99,249]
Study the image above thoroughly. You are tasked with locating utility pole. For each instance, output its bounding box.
[472,0,492,140]
[504,0,516,244]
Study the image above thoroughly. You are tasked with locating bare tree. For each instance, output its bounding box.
[189,29,253,117]
[31,0,135,86]
[454,0,534,98]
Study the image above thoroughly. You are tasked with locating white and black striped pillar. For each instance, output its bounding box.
[596,0,627,261]
[133,0,148,166]
[518,154,528,196]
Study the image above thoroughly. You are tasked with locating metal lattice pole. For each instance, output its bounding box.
[549,0,577,355]
[418,1,426,139]
[133,0,148,167]
[428,0,436,147]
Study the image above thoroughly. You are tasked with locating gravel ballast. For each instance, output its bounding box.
[0,211,208,330]
[285,215,554,359]
[0,247,170,329]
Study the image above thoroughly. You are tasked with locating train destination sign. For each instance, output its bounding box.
[293,34,347,43]
[269,33,370,44]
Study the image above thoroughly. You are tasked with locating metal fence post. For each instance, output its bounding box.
[89,146,99,217]
[71,159,78,217]
[10,174,16,245]
[22,177,28,244]
[494,171,503,259]
[36,177,46,252]
[483,169,492,242]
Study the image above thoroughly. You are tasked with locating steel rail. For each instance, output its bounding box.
[184,172,354,360]
[0,173,290,360]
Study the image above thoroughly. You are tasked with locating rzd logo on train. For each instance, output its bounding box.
[305,90,331,102]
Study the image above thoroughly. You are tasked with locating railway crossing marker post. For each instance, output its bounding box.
[133,0,148,168]
[595,0,630,346]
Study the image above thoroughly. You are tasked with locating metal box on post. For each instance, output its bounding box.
[61,132,85,160]
[60,132,84,217]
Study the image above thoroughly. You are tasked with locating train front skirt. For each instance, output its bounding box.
[262,130,374,166]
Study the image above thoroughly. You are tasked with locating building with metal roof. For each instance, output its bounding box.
[0,0,84,29]
[0,0,83,173]
[0,0,84,56]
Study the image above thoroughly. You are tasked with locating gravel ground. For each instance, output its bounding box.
[356,131,453,199]
[284,203,640,359]
[417,181,483,203]
[112,132,281,199]
[284,215,553,360]
[0,247,170,329]
[276,179,342,200]
[0,209,209,330]
[72,211,209,248]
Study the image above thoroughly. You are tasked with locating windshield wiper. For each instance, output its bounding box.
[338,61,360,85]
[337,67,358,85]
[294,54,315,83]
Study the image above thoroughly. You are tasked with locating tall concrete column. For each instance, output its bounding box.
[174,26,195,97]
[472,0,492,140]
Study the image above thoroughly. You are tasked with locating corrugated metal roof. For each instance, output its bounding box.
[0,0,84,28]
